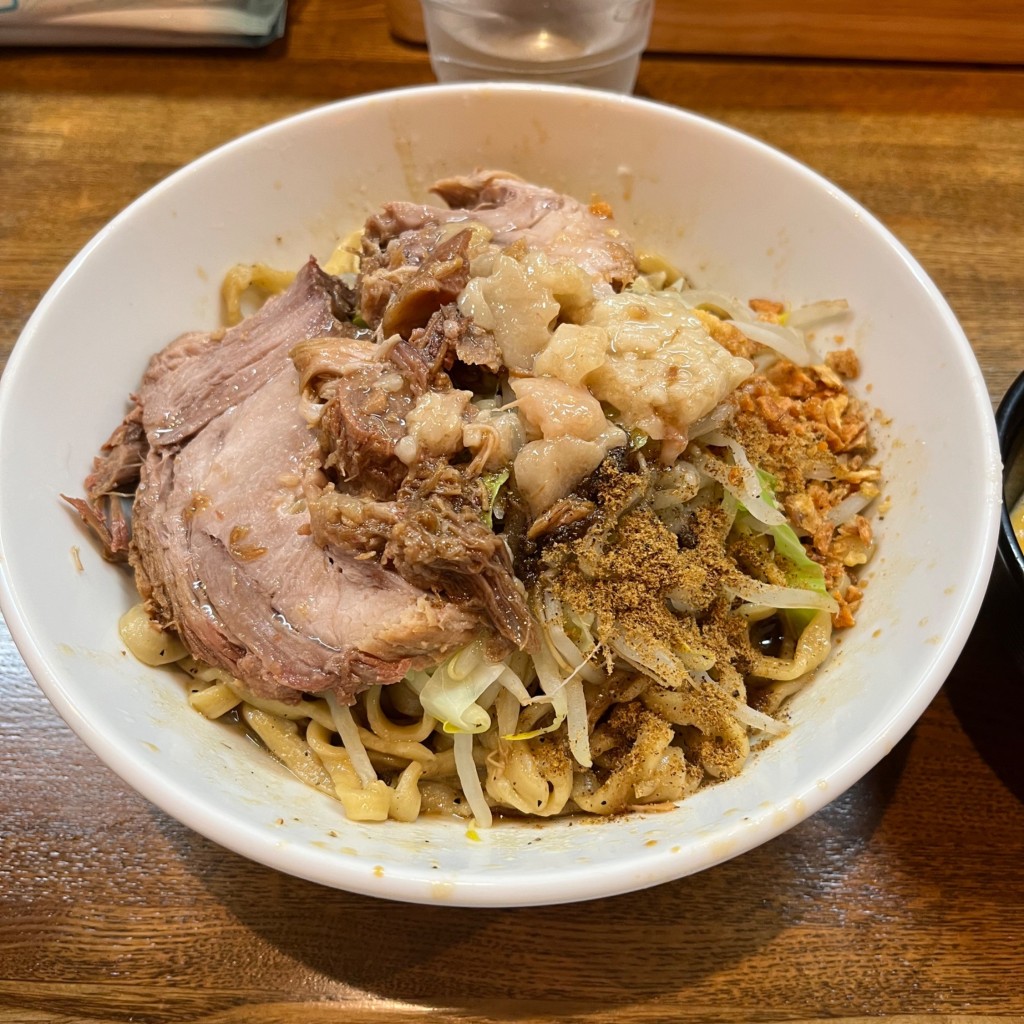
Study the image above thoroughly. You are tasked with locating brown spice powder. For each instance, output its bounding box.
[542,459,749,732]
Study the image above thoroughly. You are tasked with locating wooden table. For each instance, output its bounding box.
[2,4,1024,1021]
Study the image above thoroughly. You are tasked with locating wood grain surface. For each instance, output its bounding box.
[647,0,1024,64]
[2,3,1024,1022]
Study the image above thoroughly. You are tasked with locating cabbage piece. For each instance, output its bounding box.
[754,470,828,597]
[407,641,505,734]
[481,468,510,529]
[738,469,831,631]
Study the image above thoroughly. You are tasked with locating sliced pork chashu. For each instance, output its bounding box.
[70,261,481,703]
[132,364,478,702]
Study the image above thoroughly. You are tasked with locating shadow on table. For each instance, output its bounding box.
[155,737,910,1015]
[945,555,1024,805]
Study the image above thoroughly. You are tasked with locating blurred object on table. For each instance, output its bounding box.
[0,0,287,47]
[385,0,425,44]
[649,0,1024,63]
[420,0,653,93]
[996,369,1024,600]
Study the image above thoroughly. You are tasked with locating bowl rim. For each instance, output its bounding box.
[0,82,1002,906]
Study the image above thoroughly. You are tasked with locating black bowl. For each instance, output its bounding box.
[996,369,1024,595]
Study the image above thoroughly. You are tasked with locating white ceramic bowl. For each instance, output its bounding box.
[0,84,1000,907]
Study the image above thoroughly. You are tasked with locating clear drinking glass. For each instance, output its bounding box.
[420,0,654,94]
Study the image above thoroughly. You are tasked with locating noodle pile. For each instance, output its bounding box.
[118,208,882,828]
